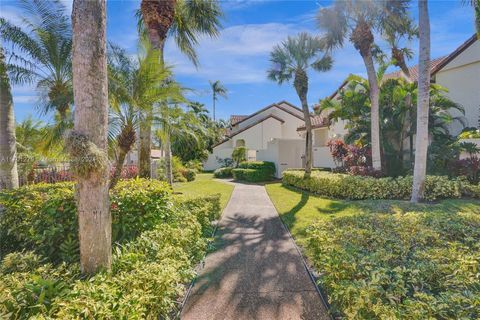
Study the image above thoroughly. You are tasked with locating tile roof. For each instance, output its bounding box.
[382,56,447,82]
[230,115,248,125]
[297,115,329,131]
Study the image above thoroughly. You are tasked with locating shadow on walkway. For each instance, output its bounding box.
[181,184,329,320]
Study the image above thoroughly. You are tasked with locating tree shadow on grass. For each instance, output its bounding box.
[181,208,330,320]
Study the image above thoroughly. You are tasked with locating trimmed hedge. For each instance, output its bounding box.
[306,212,480,318]
[0,180,221,319]
[232,161,276,182]
[282,170,470,201]
[213,167,233,178]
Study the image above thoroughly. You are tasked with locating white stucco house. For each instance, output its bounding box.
[205,35,479,175]
[204,101,308,177]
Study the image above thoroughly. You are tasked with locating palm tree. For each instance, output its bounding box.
[411,0,431,203]
[107,41,181,187]
[0,46,19,190]
[209,80,228,121]
[69,0,111,274]
[317,0,411,171]
[138,0,222,178]
[462,0,480,39]
[154,104,201,185]
[189,101,209,122]
[268,32,332,176]
[0,0,73,120]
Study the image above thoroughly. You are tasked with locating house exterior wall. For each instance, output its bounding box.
[435,40,480,135]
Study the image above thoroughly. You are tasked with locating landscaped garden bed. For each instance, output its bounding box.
[266,183,480,319]
[0,178,222,319]
[282,170,479,201]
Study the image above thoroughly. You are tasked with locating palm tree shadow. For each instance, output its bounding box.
[180,209,330,320]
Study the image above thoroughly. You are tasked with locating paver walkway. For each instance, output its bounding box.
[181,183,330,320]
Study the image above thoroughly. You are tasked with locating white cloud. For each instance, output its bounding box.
[164,22,312,84]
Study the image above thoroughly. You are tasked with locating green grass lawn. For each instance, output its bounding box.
[174,173,234,211]
[266,182,480,241]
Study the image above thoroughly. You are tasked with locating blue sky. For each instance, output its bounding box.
[1,0,476,123]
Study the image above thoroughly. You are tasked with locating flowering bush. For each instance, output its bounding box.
[327,140,381,177]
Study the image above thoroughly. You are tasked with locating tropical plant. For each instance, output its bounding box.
[138,0,222,178]
[107,41,181,187]
[69,0,111,274]
[321,75,465,177]
[317,0,412,171]
[411,0,431,203]
[268,32,332,177]
[0,46,19,189]
[0,0,73,120]
[209,80,228,121]
[154,103,206,185]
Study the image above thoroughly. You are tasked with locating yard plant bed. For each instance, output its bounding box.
[0,179,222,319]
[283,170,480,201]
[266,183,480,319]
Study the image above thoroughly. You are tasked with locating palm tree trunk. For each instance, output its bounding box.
[165,131,173,185]
[475,0,480,39]
[71,0,111,274]
[110,149,127,190]
[0,46,19,190]
[138,120,152,178]
[294,69,313,177]
[212,93,216,121]
[362,51,382,171]
[411,0,431,203]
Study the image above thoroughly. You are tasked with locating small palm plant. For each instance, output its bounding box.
[267,32,332,176]
[209,80,228,121]
[107,40,183,186]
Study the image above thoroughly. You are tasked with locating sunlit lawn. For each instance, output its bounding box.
[266,182,480,242]
[174,173,234,211]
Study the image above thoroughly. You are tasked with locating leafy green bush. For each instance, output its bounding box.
[305,212,480,319]
[181,168,197,182]
[0,179,174,263]
[213,167,233,178]
[0,185,221,319]
[175,194,221,236]
[282,170,464,201]
[232,161,276,182]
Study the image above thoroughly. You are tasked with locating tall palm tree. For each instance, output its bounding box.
[411,0,431,203]
[317,0,411,171]
[138,0,222,178]
[0,0,73,120]
[462,0,480,39]
[209,80,227,121]
[0,46,19,190]
[70,0,111,274]
[107,41,182,187]
[267,32,332,176]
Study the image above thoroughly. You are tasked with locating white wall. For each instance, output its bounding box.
[435,40,480,135]
[231,117,282,150]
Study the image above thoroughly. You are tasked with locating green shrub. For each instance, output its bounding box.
[0,179,173,263]
[0,189,220,319]
[282,170,464,201]
[182,168,196,182]
[175,194,221,236]
[213,167,233,178]
[232,161,276,182]
[305,212,480,319]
